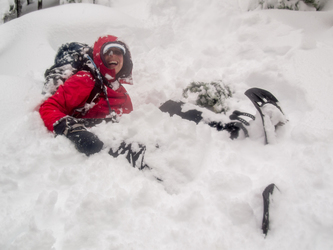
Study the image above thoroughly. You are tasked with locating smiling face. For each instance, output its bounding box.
[94,36,133,83]
[102,48,124,74]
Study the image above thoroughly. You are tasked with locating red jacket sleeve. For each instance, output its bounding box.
[39,72,95,131]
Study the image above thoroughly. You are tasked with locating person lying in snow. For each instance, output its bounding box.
[39,35,258,169]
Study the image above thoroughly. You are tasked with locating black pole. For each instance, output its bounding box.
[38,0,42,10]
[15,0,22,17]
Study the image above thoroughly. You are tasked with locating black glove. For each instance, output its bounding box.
[54,117,104,156]
[109,142,149,170]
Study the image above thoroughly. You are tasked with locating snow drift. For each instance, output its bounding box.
[0,1,333,249]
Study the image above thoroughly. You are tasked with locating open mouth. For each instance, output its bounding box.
[108,61,118,66]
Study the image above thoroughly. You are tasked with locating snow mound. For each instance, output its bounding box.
[1,2,333,250]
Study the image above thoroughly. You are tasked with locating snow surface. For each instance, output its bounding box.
[0,1,333,249]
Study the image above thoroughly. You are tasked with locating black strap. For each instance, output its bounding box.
[83,64,104,104]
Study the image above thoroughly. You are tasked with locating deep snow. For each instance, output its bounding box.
[0,1,333,249]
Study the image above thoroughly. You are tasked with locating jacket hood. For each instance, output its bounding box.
[93,35,133,85]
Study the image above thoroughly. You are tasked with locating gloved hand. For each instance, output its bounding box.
[54,117,104,156]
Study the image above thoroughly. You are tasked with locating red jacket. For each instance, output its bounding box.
[39,35,134,132]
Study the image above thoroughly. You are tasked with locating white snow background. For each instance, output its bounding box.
[1,0,333,249]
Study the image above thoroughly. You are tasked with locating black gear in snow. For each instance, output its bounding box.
[158,100,247,139]
[262,183,278,237]
[159,100,203,124]
[208,121,247,139]
[109,142,149,170]
[208,121,224,131]
[221,122,242,139]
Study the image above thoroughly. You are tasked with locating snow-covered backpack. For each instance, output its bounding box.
[43,42,93,95]
[42,42,114,118]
